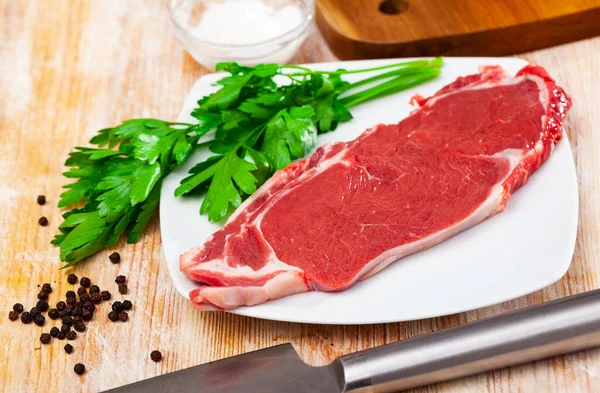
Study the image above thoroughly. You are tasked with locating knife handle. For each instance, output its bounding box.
[334,289,600,392]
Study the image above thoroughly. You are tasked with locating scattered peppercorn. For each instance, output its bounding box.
[89,285,100,294]
[83,301,95,312]
[67,274,78,285]
[115,275,126,284]
[50,327,59,337]
[107,311,118,322]
[74,363,85,375]
[72,316,83,324]
[122,300,133,310]
[74,321,86,332]
[64,344,73,354]
[65,304,74,314]
[89,293,101,305]
[63,316,73,326]
[13,303,24,313]
[42,283,52,294]
[59,310,70,319]
[8,311,18,321]
[109,252,121,264]
[118,283,128,295]
[56,331,66,340]
[30,307,41,316]
[81,309,92,322]
[36,299,49,312]
[61,324,71,334]
[80,277,91,288]
[48,309,59,320]
[79,294,90,303]
[100,291,111,301]
[66,331,77,340]
[37,195,46,205]
[71,306,82,317]
[38,216,49,226]
[150,350,162,362]
[21,312,32,324]
[37,291,48,300]
[56,301,66,311]
[40,333,51,344]
[118,311,128,322]
[111,301,123,313]
[66,296,76,305]
[77,287,87,297]
[66,290,76,299]
[34,314,45,327]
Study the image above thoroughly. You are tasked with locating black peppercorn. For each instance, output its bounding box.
[71,306,82,317]
[81,309,92,322]
[72,316,83,324]
[77,287,87,297]
[30,307,41,316]
[42,283,52,294]
[13,303,24,313]
[83,301,95,312]
[64,344,73,354]
[21,312,32,324]
[90,293,101,304]
[67,274,78,285]
[79,294,90,303]
[107,311,118,322]
[65,304,74,314]
[37,195,46,205]
[74,363,85,375]
[66,290,76,299]
[74,321,86,332]
[34,314,45,327]
[118,283,128,295]
[109,252,121,263]
[56,301,66,311]
[59,310,70,319]
[48,308,59,320]
[40,333,51,344]
[61,324,71,334]
[36,299,49,312]
[37,291,48,300]
[89,285,100,294]
[118,311,128,322]
[115,275,126,284]
[50,327,59,337]
[38,216,49,226]
[8,311,18,321]
[100,291,111,301]
[66,297,76,305]
[66,331,77,340]
[57,331,66,340]
[80,277,91,288]
[150,350,162,362]
[62,316,73,326]
[122,300,132,310]
[111,301,123,313]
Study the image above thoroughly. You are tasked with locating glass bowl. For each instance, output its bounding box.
[170,0,314,69]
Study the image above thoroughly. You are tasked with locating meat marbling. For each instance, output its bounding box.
[180,64,572,311]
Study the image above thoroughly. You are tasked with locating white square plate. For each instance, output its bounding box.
[160,57,578,324]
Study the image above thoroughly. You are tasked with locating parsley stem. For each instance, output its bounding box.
[286,57,443,76]
[340,69,441,108]
[341,65,438,92]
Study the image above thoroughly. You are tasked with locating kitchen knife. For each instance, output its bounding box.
[104,289,600,393]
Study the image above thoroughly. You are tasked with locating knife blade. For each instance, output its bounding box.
[104,289,600,393]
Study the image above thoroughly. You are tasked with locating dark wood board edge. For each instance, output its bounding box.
[316,6,600,59]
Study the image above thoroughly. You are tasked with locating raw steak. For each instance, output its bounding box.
[180,64,572,311]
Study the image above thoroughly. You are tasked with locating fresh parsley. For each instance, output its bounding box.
[55,58,443,265]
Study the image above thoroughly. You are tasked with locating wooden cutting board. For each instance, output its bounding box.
[316,0,600,59]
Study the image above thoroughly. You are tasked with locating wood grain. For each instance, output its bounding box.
[1,1,599,392]
[316,0,600,59]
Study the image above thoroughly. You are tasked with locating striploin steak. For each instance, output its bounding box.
[180,65,572,311]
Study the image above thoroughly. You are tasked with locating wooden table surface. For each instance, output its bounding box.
[1,1,599,392]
